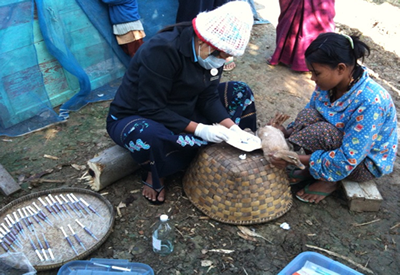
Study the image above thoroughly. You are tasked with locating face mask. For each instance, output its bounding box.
[197,45,226,70]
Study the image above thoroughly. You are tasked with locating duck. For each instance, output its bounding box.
[257,114,305,170]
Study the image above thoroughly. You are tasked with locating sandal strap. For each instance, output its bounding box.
[142,181,164,193]
[304,184,330,196]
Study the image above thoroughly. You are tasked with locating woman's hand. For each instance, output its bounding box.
[194,123,231,143]
[267,113,291,138]
[267,153,289,169]
[229,125,261,145]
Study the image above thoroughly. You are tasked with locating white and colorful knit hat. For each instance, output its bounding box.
[192,1,253,57]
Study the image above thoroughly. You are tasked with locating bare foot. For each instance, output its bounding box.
[142,172,165,203]
[296,180,338,204]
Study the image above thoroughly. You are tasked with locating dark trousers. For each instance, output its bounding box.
[106,81,257,189]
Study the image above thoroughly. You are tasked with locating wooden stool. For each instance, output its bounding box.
[341,179,383,212]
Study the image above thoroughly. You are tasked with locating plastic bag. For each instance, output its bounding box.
[0,252,36,275]
[293,260,340,275]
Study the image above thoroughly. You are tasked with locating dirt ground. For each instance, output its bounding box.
[1,0,400,274]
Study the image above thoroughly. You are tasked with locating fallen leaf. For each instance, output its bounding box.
[44,129,59,141]
[237,226,272,243]
[237,231,257,242]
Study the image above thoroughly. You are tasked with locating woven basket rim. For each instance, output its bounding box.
[183,143,293,225]
[0,187,115,271]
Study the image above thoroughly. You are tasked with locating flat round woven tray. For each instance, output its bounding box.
[183,143,292,225]
[0,187,115,271]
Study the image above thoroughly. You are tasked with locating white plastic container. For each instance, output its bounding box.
[152,215,174,256]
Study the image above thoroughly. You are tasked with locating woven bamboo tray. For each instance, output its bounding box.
[183,143,292,224]
[0,187,115,271]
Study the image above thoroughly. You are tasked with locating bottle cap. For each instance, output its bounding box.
[160,214,168,222]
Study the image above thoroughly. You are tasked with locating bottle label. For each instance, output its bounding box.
[152,236,161,250]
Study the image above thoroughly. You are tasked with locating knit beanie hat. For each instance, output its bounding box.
[192,1,253,57]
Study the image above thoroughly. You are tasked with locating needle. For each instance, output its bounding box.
[28,235,44,261]
[55,195,73,218]
[0,223,22,248]
[68,224,86,251]
[80,198,103,219]
[38,197,59,221]
[60,194,81,217]
[0,239,10,252]
[31,203,53,227]
[67,194,85,216]
[0,232,17,251]
[12,212,26,239]
[26,206,48,229]
[75,219,98,240]
[71,194,90,215]
[42,233,55,260]
[60,226,79,256]
[22,207,37,232]
[34,231,49,261]
[49,194,67,219]
[45,196,62,219]
[93,262,131,272]
[17,208,31,232]
[4,216,22,242]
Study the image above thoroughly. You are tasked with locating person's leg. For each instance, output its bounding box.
[107,115,204,203]
[218,81,257,132]
[285,109,344,202]
[120,39,144,57]
[286,108,340,181]
[296,161,375,203]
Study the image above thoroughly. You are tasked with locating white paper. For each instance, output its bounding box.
[226,135,262,152]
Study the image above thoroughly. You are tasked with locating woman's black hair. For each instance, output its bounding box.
[158,21,192,33]
[305,32,370,69]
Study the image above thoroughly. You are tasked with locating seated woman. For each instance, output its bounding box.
[270,32,398,203]
[106,1,259,204]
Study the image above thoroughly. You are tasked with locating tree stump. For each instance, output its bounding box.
[87,145,140,191]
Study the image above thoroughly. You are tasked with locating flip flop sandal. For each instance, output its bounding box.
[223,60,236,72]
[295,182,331,204]
[142,180,165,205]
[287,166,310,185]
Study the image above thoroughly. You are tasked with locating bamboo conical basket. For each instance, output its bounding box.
[183,143,292,224]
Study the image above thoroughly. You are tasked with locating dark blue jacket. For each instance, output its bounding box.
[108,25,229,134]
[102,0,140,24]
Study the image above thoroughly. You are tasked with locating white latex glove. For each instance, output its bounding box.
[194,123,231,143]
[229,125,261,145]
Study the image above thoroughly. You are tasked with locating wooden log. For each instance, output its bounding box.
[341,179,383,212]
[87,145,140,191]
[0,164,21,196]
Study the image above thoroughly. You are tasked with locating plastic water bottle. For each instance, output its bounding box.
[152,214,174,255]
